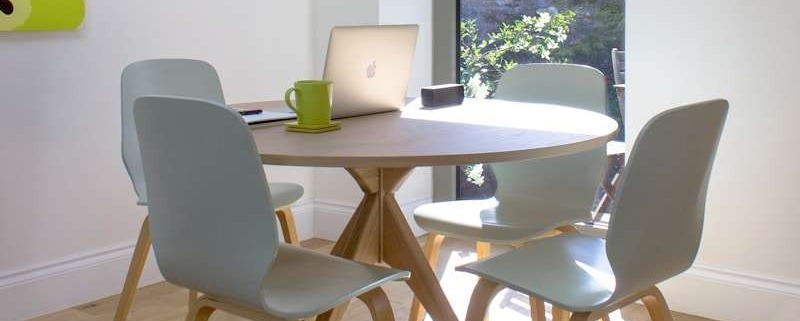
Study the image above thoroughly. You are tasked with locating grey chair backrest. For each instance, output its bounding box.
[121,59,225,205]
[495,63,607,114]
[490,64,608,225]
[134,95,277,308]
[606,99,728,300]
[611,48,625,85]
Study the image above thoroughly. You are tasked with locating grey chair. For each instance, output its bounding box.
[114,59,304,321]
[410,64,609,321]
[459,100,728,321]
[134,95,409,321]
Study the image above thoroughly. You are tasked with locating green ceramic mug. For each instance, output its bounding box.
[284,80,333,126]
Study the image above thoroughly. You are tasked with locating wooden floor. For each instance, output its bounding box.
[28,238,719,321]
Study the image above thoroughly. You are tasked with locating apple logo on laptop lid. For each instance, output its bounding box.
[366,61,377,79]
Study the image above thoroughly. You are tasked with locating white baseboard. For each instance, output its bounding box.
[661,264,800,321]
[0,201,314,321]
[314,197,432,240]
[0,242,164,321]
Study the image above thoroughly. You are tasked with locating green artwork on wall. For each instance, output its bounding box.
[0,0,84,31]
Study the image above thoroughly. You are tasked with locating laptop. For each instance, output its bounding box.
[324,24,419,118]
[245,24,418,124]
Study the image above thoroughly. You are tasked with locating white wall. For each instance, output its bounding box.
[627,1,800,320]
[380,0,433,94]
[311,0,433,239]
[0,1,314,320]
[311,0,380,78]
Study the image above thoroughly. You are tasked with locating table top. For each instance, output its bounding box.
[244,98,618,168]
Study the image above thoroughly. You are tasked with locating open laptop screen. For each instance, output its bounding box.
[323,25,419,119]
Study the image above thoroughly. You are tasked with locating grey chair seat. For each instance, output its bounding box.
[457,234,613,312]
[268,182,304,209]
[414,198,588,244]
[261,244,410,319]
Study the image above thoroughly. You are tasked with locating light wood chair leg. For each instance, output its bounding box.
[474,243,493,321]
[190,295,276,321]
[113,216,151,321]
[555,225,579,234]
[408,233,446,321]
[185,299,216,321]
[275,206,300,245]
[188,290,199,306]
[601,315,611,321]
[528,297,546,321]
[359,288,397,321]
[552,307,570,321]
[568,312,591,321]
[476,242,491,260]
[641,286,674,321]
[465,278,504,321]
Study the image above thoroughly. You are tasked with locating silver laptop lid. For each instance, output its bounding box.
[323,25,419,119]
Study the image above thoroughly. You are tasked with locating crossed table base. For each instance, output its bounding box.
[316,167,458,321]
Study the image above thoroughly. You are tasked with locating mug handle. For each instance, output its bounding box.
[284,87,298,113]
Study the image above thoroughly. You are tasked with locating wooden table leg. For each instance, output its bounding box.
[382,171,459,321]
[317,167,459,321]
[315,168,387,321]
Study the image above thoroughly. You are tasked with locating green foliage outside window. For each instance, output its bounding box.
[460,10,576,98]
[457,0,625,196]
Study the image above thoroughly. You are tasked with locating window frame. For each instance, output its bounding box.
[431,0,459,202]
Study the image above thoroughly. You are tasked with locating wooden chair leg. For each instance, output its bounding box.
[191,295,278,321]
[189,290,199,306]
[465,278,504,321]
[476,242,491,260]
[555,225,578,234]
[568,312,591,321]
[113,216,151,321]
[359,288,396,321]
[185,298,216,321]
[474,243,492,321]
[408,233,445,321]
[601,315,611,321]
[528,297,546,321]
[640,286,674,321]
[552,307,570,321]
[275,206,300,244]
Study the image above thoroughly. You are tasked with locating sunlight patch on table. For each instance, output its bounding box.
[401,98,618,136]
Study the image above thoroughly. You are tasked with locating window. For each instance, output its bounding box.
[453,0,626,219]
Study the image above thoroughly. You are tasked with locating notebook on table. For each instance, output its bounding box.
[233,103,296,125]
[241,110,296,124]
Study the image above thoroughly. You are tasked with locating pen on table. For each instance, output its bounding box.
[238,109,263,116]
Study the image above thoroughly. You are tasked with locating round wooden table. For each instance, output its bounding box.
[250,98,618,321]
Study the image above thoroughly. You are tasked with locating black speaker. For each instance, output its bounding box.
[421,84,465,107]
